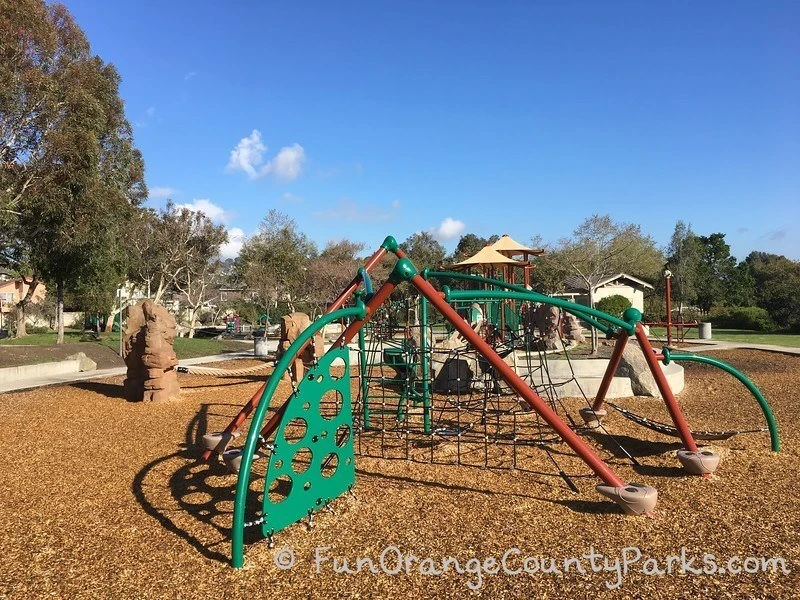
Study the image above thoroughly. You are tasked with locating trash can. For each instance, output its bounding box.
[698,322,712,340]
[254,337,270,357]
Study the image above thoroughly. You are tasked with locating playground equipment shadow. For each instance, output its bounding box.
[1,353,798,598]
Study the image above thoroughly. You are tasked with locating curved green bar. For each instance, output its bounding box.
[663,350,780,452]
[429,270,632,334]
[443,288,633,335]
[231,303,367,568]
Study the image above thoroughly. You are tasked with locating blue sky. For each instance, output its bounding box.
[64,1,799,260]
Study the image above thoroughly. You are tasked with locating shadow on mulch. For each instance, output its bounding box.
[131,403,264,564]
[72,380,127,399]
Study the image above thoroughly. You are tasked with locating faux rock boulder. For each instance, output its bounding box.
[277,312,325,383]
[618,341,661,397]
[123,299,180,402]
[562,313,586,344]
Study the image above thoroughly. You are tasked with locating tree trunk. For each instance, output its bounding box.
[589,289,599,355]
[13,277,39,338]
[56,279,64,345]
[15,303,27,337]
[187,306,198,338]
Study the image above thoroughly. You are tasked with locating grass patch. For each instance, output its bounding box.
[0,331,246,359]
[648,326,800,348]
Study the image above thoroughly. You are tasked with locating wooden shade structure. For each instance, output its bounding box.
[452,246,521,271]
[489,234,545,260]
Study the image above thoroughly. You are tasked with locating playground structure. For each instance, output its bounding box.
[195,236,779,568]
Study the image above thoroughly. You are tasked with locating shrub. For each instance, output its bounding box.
[710,306,777,332]
[30,325,51,334]
[595,294,632,318]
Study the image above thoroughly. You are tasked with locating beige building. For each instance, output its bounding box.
[561,273,654,313]
[0,273,47,331]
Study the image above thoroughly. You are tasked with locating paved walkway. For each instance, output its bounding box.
[0,350,257,395]
[651,338,800,356]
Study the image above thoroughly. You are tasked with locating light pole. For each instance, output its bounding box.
[664,269,673,347]
[118,286,124,357]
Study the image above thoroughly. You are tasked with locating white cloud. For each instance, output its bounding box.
[148,186,177,199]
[430,217,465,241]
[184,71,197,81]
[174,198,228,223]
[225,130,306,182]
[220,227,245,260]
[313,197,399,222]
[391,199,401,209]
[226,130,266,179]
[146,106,156,117]
[263,143,305,181]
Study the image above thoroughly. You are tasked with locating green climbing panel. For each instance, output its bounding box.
[261,346,355,537]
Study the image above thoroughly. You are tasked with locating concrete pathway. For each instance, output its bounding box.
[0,350,256,395]
[651,338,800,356]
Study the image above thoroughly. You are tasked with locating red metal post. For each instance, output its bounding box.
[634,323,698,452]
[591,329,629,411]
[199,245,389,460]
[412,274,626,488]
[260,279,399,441]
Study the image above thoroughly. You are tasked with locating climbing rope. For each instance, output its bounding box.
[605,401,768,441]
[176,362,272,377]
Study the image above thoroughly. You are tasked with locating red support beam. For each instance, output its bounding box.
[259,279,399,442]
[634,323,698,452]
[412,274,626,488]
[592,329,629,412]
[199,245,389,461]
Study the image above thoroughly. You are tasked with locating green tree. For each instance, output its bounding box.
[307,239,365,310]
[549,215,663,352]
[694,233,738,314]
[745,252,800,329]
[401,232,446,272]
[237,210,316,317]
[450,233,489,262]
[665,221,702,310]
[1,1,146,341]
[596,294,632,318]
[172,211,228,338]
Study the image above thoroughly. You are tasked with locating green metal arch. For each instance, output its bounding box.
[662,349,780,452]
[427,270,634,335]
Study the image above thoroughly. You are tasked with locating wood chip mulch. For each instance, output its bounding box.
[0,349,798,598]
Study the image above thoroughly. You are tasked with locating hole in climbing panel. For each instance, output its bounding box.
[302,401,310,410]
[303,481,311,491]
[316,375,324,383]
[268,475,293,504]
[292,447,313,474]
[273,459,284,470]
[329,357,346,380]
[283,418,308,444]
[320,390,343,421]
[321,453,339,478]
[335,424,350,447]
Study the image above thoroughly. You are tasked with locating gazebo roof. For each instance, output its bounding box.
[490,234,545,258]
[453,245,522,270]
